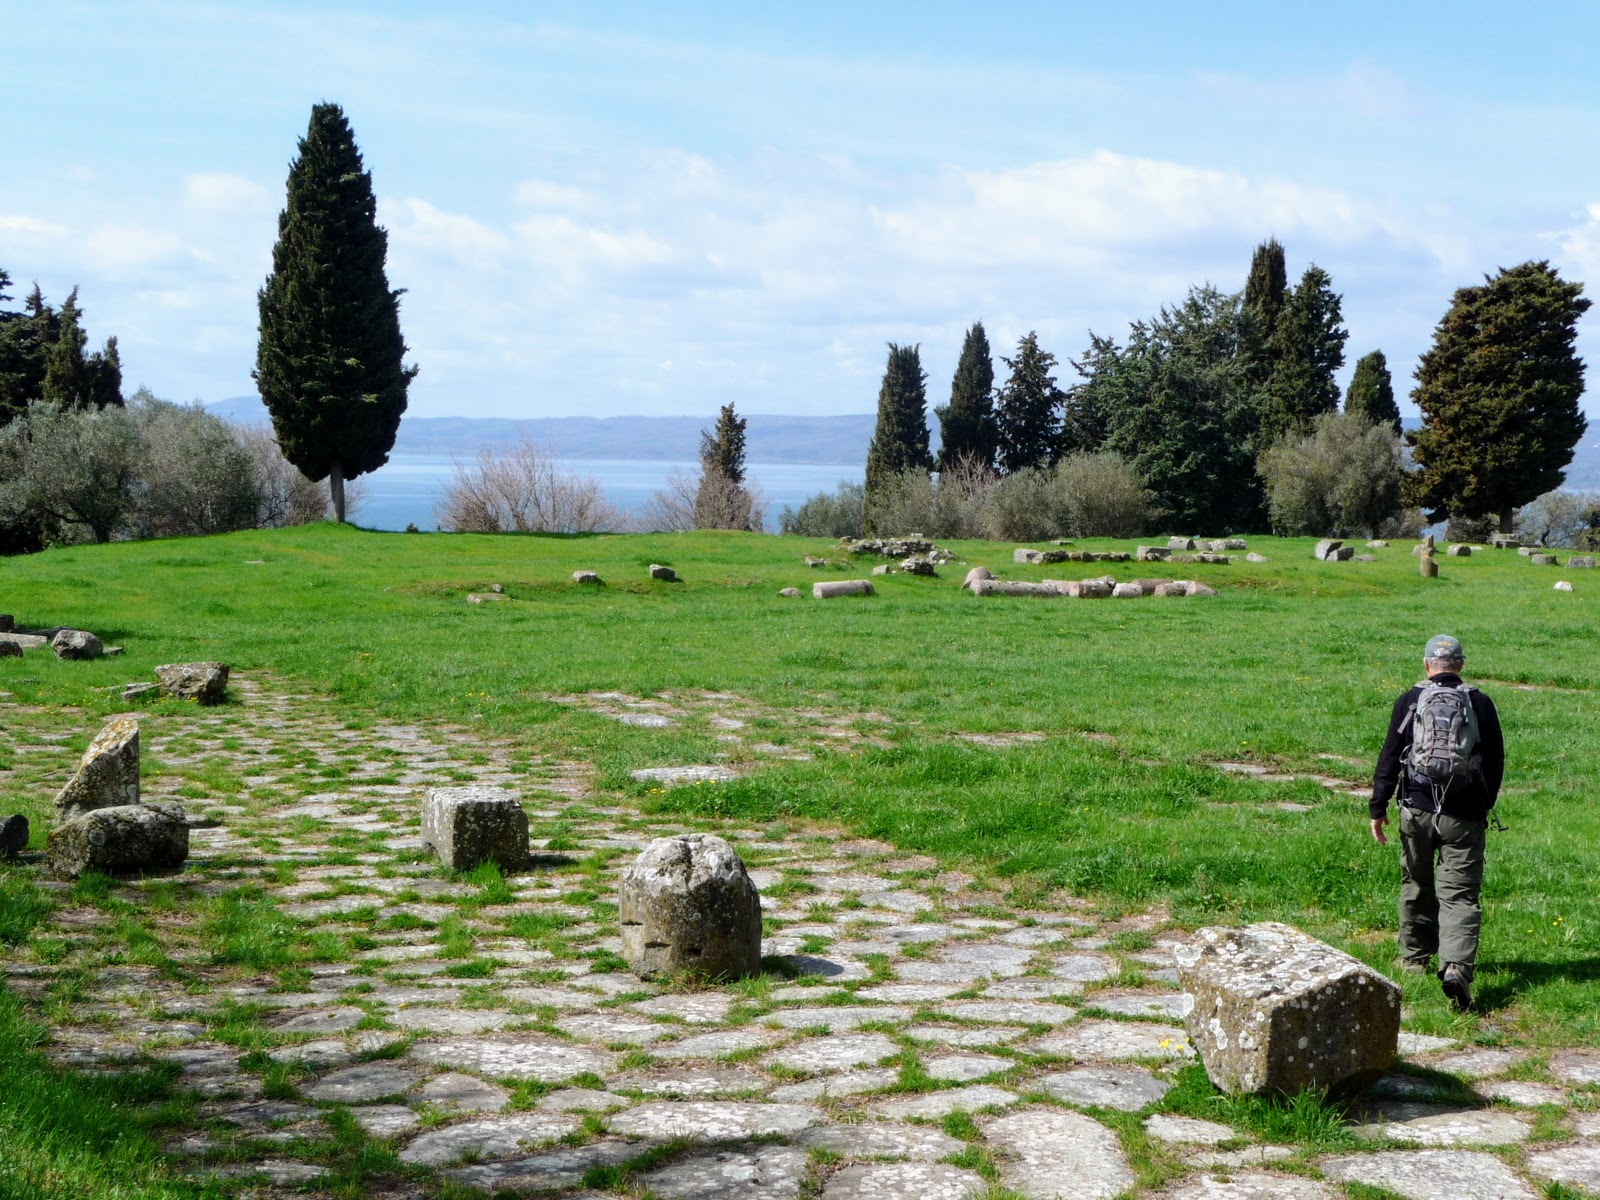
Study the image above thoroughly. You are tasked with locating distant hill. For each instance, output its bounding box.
[207,396,873,465]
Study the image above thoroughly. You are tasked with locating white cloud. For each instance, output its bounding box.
[184,172,270,213]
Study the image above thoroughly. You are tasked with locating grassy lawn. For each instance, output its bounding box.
[2,520,1596,1053]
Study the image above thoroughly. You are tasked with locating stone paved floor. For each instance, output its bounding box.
[2,674,1598,1198]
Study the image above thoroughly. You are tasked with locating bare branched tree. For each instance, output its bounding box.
[234,422,335,526]
[436,436,624,533]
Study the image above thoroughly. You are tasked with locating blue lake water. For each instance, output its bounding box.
[352,455,862,533]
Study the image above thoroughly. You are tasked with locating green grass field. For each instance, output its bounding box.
[1,524,1597,1196]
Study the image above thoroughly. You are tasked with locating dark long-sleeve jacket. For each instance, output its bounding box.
[1371,673,1504,821]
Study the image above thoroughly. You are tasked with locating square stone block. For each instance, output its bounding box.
[420,787,528,871]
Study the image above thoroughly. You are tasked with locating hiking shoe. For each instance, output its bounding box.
[1441,963,1473,1012]
[1395,957,1432,975]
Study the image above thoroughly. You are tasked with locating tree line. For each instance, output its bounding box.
[855,240,1589,539]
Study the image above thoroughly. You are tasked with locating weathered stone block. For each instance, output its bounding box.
[777,588,801,597]
[1111,583,1143,599]
[1176,921,1401,1097]
[572,570,601,583]
[871,564,895,576]
[813,580,875,599]
[52,629,104,660]
[648,564,678,581]
[421,787,528,871]
[1136,546,1170,562]
[1420,556,1439,578]
[1366,540,1389,548]
[55,716,140,821]
[961,566,993,590]
[619,833,762,981]
[0,614,12,632]
[1446,545,1472,557]
[1567,556,1595,569]
[1313,539,1343,561]
[1168,537,1197,551]
[1185,581,1218,597]
[899,556,938,576]
[971,580,1060,598]
[48,801,189,879]
[1554,581,1574,592]
[1530,553,1558,566]
[156,661,230,705]
[1211,538,1248,551]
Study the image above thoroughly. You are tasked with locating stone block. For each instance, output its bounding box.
[1111,583,1143,598]
[1176,921,1401,1097]
[813,579,874,599]
[961,566,993,590]
[48,801,189,879]
[1246,552,1268,563]
[1185,582,1218,597]
[1366,540,1389,548]
[777,588,801,597]
[1568,556,1595,569]
[420,786,528,871]
[1210,538,1248,551]
[155,662,230,705]
[1136,546,1170,562]
[1077,579,1112,598]
[572,570,601,583]
[1446,545,1471,557]
[648,564,678,581]
[1554,581,1574,591]
[0,614,11,632]
[871,564,895,576]
[1530,553,1558,566]
[900,556,938,575]
[1014,548,1043,563]
[1167,537,1197,551]
[971,579,1060,598]
[1332,546,1355,561]
[1313,539,1343,561]
[52,629,104,660]
[54,715,140,820]
[1420,556,1439,578]
[619,833,762,981]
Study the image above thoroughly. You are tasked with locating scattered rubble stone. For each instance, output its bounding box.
[155,662,230,705]
[52,629,104,659]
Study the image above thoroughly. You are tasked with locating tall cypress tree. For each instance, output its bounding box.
[863,343,931,533]
[256,102,416,523]
[934,322,997,470]
[1409,260,1590,532]
[699,402,747,484]
[994,332,1063,474]
[41,288,88,407]
[1243,237,1288,337]
[1345,350,1400,432]
[1258,265,1346,447]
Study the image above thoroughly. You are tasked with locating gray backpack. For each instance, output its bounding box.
[1408,681,1480,785]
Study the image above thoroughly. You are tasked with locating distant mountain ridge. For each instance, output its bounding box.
[207,395,1600,486]
[206,396,871,465]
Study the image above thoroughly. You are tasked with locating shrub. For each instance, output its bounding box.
[1515,489,1600,548]
[642,464,764,533]
[868,460,994,539]
[436,436,624,533]
[1257,412,1403,537]
[1055,451,1161,537]
[978,467,1067,541]
[779,481,865,538]
[0,402,145,543]
[127,392,260,538]
[1444,513,1496,544]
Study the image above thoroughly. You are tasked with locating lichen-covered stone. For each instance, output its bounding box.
[970,579,1060,598]
[54,716,141,820]
[155,661,230,705]
[619,833,762,980]
[813,580,874,599]
[48,801,189,879]
[1168,537,1198,551]
[1176,922,1400,1096]
[1420,556,1439,578]
[51,629,104,659]
[420,786,528,870]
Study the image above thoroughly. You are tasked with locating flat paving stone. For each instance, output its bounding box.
[638,1144,809,1199]
[821,1162,986,1199]
[937,943,1033,976]
[1030,1019,1193,1062]
[983,1108,1135,1200]
[1143,1113,1238,1144]
[871,1084,1019,1119]
[766,1005,910,1031]
[631,993,737,1024]
[213,1100,320,1130]
[397,1111,581,1165]
[501,986,604,1009]
[801,1123,965,1160]
[769,1067,900,1101]
[608,1100,824,1140]
[660,1029,778,1059]
[416,1072,510,1112]
[209,1159,329,1184]
[1432,1048,1526,1079]
[903,1024,1027,1047]
[1526,1144,1600,1195]
[612,1066,767,1097]
[924,1053,1013,1082]
[388,1007,513,1034]
[408,1035,616,1082]
[536,1087,629,1112]
[442,1139,647,1192]
[555,1012,675,1045]
[1152,1173,1338,1199]
[349,1104,420,1137]
[938,1000,1076,1026]
[266,1039,352,1069]
[1485,1080,1567,1106]
[1038,1066,1173,1111]
[981,978,1080,1002]
[1186,1146,1295,1168]
[1084,990,1192,1019]
[1351,1101,1532,1145]
[1397,1031,1458,1055]
[895,961,985,983]
[301,1062,422,1103]
[1048,954,1119,986]
[856,983,965,1003]
[1322,1149,1539,1200]
[274,1006,366,1033]
[1551,1050,1600,1085]
[763,1033,899,1073]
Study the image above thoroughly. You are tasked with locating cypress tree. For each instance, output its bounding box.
[86,336,124,410]
[255,102,416,523]
[994,332,1063,474]
[934,322,997,470]
[1409,260,1590,532]
[1242,237,1288,337]
[699,402,748,484]
[863,343,931,533]
[41,288,88,407]
[1258,265,1346,446]
[1345,350,1399,432]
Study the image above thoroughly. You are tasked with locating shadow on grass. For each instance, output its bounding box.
[1474,956,1600,1012]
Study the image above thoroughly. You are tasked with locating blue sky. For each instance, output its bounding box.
[7,1,1600,420]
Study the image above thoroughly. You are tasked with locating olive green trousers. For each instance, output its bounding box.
[1398,807,1486,980]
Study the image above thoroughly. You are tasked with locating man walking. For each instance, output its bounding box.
[1371,634,1504,1011]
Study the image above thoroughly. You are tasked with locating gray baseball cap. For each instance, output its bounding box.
[1425,634,1464,660]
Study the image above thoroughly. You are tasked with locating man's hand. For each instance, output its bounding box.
[1371,816,1389,846]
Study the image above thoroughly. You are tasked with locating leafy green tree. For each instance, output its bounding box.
[699,403,747,484]
[1345,349,1399,432]
[863,343,931,532]
[0,402,145,543]
[1259,265,1347,446]
[255,102,417,523]
[1256,410,1403,536]
[934,322,997,470]
[1409,260,1591,532]
[994,332,1063,474]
